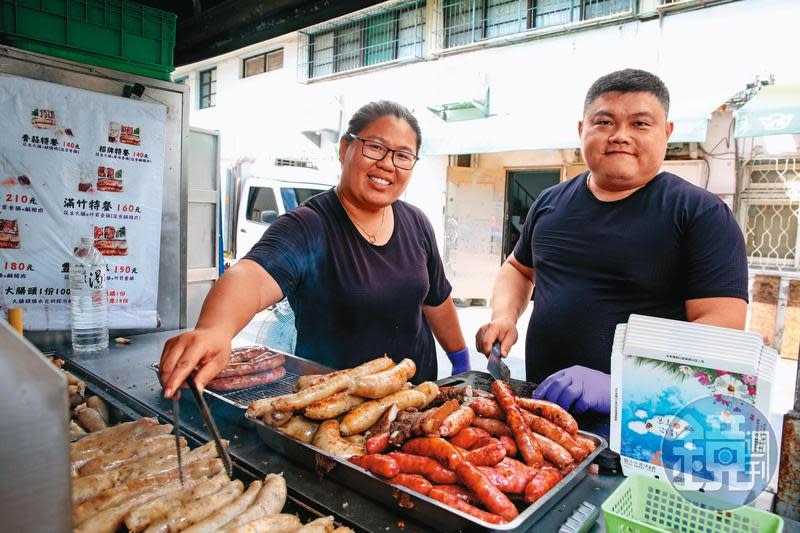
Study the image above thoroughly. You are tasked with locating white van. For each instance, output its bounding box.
[233,175,330,262]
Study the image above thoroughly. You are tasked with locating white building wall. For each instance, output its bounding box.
[174,0,800,257]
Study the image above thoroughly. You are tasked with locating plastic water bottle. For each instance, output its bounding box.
[70,237,108,352]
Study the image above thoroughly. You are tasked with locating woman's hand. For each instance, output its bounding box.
[159,328,232,398]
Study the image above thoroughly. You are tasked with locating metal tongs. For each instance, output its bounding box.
[172,371,234,483]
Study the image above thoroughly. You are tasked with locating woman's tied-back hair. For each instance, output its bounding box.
[584,69,670,117]
[344,100,422,153]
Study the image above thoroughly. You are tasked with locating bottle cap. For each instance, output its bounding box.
[80,236,94,245]
[7,307,22,334]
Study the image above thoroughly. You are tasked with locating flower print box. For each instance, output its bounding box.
[610,350,770,481]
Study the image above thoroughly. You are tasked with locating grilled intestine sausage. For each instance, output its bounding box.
[353,358,416,399]
[226,514,302,533]
[181,479,263,533]
[85,396,110,424]
[75,404,108,433]
[516,397,578,435]
[312,420,365,459]
[304,391,365,420]
[220,473,288,531]
[340,389,426,436]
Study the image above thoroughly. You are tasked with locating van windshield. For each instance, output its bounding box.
[280,187,327,210]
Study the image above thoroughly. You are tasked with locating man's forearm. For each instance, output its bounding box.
[491,262,534,322]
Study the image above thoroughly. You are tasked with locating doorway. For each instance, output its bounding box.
[503,168,561,259]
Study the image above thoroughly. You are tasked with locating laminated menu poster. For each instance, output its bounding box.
[0,74,166,329]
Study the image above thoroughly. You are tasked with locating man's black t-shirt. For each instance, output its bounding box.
[244,188,451,382]
[513,171,748,384]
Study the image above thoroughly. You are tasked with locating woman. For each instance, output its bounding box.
[160,101,469,397]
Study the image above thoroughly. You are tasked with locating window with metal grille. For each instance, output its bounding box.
[442,0,632,48]
[244,49,284,78]
[199,68,216,109]
[740,158,800,271]
[300,1,426,80]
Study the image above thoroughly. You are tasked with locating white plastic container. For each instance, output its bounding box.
[70,237,108,352]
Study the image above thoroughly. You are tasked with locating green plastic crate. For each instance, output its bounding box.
[602,476,784,533]
[0,0,177,80]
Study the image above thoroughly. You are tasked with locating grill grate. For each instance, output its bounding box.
[215,370,301,407]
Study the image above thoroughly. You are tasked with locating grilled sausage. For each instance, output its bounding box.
[340,390,426,436]
[427,487,506,525]
[455,462,519,522]
[498,435,518,457]
[431,484,479,505]
[389,473,432,495]
[400,438,464,471]
[413,381,440,408]
[532,433,574,470]
[491,381,543,467]
[365,403,399,437]
[207,366,286,391]
[386,452,457,484]
[439,405,475,437]
[273,373,354,412]
[349,454,400,478]
[421,400,460,435]
[464,440,506,466]
[353,358,416,399]
[365,432,390,454]
[216,353,285,378]
[312,420,365,459]
[523,468,563,503]
[304,391,365,420]
[277,416,319,443]
[156,480,244,533]
[449,427,492,450]
[472,417,512,437]
[572,433,597,453]
[467,397,504,419]
[516,397,578,435]
[71,418,156,454]
[228,345,272,363]
[524,412,588,461]
[477,457,535,494]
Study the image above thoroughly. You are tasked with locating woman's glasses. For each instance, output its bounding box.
[347,133,419,170]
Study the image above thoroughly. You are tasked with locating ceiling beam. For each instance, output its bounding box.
[174,0,384,66]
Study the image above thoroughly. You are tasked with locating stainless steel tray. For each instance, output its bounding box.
[246,371,608,532]
[150,348,332,409]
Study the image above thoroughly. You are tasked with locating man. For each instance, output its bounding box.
[475,69,748,414]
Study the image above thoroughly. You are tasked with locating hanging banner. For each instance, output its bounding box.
[0,74,166,330]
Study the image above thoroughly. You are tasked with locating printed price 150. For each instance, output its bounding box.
[113,265,135,274]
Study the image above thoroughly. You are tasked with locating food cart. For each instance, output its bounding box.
[0,13,797,533]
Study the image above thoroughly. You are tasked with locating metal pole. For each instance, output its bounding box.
[775,350,800,519]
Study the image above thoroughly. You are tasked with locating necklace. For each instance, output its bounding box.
[336,187,386,244]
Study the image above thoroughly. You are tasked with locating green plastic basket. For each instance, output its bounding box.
[602,476,784,533]
[0,0,177,80]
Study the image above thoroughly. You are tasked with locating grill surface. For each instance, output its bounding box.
[150,349,332,409]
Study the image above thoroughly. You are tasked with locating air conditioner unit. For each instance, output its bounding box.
[665,142,699,160]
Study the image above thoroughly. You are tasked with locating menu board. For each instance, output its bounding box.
[0,74,166,330]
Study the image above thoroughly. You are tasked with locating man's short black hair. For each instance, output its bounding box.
[583,69,670,116]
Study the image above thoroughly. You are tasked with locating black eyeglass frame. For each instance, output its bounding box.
[345,133,420,170]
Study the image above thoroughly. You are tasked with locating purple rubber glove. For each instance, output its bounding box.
[447,347,471,376]
[532,365,611,414]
